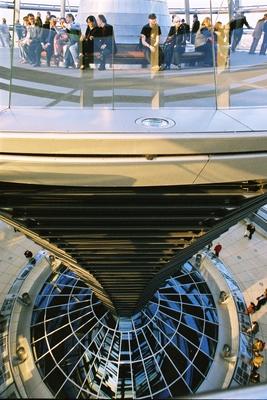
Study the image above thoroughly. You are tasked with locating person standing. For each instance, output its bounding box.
[140,13,163,71]
[260,19,267,55]
[15,19,25,41]
[244,223,255,239]
[191,14,200,44]
[230,12,251,52]
[249,14,267,54]
[255,289,267,311]
[0,18,10,47]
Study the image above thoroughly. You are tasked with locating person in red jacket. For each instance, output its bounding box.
[214,243,222,257]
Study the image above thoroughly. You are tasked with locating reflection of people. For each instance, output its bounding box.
[230,12,251,52]
[260,19,267,55]
[0,18,10,47]
[141,13,163,71]
[191,14,200,44]
[80,15,98,70]
[163,16,186,70]
[214,21,228,67]
[195,17,213,66]
[249,14,267,54]
[96,14,116,71]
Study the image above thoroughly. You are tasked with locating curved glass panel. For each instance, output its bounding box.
[31,262,218,399]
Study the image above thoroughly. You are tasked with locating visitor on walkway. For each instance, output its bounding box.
[249,14,267,54]
[24,249,36,265]
[253,338,265,352]
[230,12,251,52]
[250,370,260,383]
[244,223,255,239]
[246,321,259,335]
[213,243,222,257]
[246,301,256,314]
[191,14,200,44]
[260,19,267,55]
[255,288,267,311]
[251,351,264,372]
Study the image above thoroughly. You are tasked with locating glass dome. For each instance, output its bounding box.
[31,261,218,398]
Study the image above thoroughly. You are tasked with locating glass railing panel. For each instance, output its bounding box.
[0,1,13,109]
[112,0,216,109]
[212,0,231,109]
[75,0,115,109]
[226,3,267,107]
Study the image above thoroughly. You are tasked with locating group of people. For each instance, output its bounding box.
[247,288,267,314]
[249,13,267,55]
[15,11,116,70]
[245,288,267,383]
[2,9,267,70]
[250,336,265,383]
[141,13,229,70]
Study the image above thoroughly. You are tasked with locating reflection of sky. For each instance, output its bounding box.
[1,0,266,25]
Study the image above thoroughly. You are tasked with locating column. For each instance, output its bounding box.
[14,0,21,22]
[184,0,190,26]
[60,0,66,18]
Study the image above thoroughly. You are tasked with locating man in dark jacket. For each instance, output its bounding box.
[230,12,251,51]
[191,14,200,44]
[39,15,57,66]
[96,14,116,71]
[181,18,190,41]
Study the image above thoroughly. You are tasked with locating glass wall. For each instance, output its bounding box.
[0,0,267,109]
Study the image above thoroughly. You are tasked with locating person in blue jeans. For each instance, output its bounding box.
[230,12,251,52]
[260,20,267,55]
